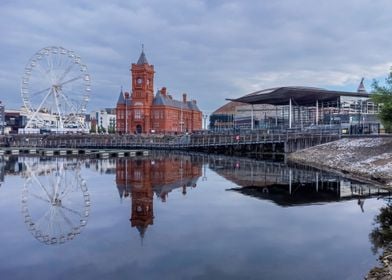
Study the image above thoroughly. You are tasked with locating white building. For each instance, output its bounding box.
[90,108,116,133]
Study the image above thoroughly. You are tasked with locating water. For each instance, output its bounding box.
[0,152,389,280]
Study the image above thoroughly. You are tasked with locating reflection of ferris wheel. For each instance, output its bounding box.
[21,159,90,245]
[21,46,91,130]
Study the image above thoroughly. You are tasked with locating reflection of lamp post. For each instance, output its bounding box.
[203,114,208,130]
[202,156,207,181]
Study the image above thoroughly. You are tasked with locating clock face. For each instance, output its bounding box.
[136,78,142,84]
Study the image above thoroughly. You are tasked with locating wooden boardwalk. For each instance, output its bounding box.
[0,129,342,154]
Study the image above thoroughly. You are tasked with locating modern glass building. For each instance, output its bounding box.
[215,82,382,134]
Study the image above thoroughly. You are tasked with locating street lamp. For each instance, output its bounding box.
[203,114,208,130]
[125,98,128,134]
[180,103,184,133]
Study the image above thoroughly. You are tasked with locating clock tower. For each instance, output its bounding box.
[130,47,155,133]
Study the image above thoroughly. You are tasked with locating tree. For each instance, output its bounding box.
[369,203,392,254]
[372,69,392,133]
[98,126,106,134]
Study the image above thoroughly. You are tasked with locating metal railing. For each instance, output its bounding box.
[0,128,343,150]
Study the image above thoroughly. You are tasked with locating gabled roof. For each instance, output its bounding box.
[153,90,201,111]
[187,100,200,111]
[137,50,149,65]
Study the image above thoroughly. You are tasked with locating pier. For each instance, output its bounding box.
[0,146,149,159]
[0,129,341,156]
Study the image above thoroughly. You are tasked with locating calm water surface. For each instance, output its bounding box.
[0,152,389,280]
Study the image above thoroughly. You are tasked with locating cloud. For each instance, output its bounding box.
[1,0,392,113]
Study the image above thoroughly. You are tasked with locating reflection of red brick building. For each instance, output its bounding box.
[116,155,202,238]
[116,50,202,134]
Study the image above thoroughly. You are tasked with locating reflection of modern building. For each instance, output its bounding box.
[209,156,390,209]
[116,154,202,239]
[0,158,4,186]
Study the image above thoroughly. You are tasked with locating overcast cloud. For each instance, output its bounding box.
[1,0,392,114]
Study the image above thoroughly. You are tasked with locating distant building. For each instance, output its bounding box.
[0,101,4,135]
[4,110,27,134]
[116,50,202,134]
[90,108,116,133]
[210,102,276,130]
[209,101,238,130]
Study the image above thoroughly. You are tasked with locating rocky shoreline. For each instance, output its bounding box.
[366,245,392,280]
[288,137,392,187]
[288,136,392,280]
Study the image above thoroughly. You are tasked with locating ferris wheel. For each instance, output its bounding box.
[21,158,90,245]
[21,46,91,131]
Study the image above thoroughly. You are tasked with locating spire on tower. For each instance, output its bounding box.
[357,77,367,93]
[117,87,125,104]
[137,44,149,65]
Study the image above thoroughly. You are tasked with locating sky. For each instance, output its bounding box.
[1,0,392,115]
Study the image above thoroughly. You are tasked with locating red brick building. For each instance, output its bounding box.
[116,50,202,134]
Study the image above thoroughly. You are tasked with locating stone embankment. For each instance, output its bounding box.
[288,137,392,187]
[366,244,392,280]
[288,136,392,280]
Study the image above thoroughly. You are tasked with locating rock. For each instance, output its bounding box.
[288,137,392,188]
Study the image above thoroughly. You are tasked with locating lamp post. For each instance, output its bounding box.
[203,114,208,130]
[180,103,183,133]
[125,98,128,134]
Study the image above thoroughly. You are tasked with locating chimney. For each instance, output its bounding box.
[192,99,197,104]
[161,87,167,96]
[183,93,187,103]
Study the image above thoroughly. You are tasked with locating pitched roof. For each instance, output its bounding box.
[117,90,125,104]
[153,90,201,111]
[137,50,149,65]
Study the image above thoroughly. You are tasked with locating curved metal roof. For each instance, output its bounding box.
[228,86,371,106]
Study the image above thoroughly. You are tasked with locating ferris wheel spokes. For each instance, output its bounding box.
[21,46,91,133]
[25,87,54,128]
[59,74,85,87]
[30,87,51,99]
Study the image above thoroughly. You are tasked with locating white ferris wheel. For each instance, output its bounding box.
[21,46,91,131]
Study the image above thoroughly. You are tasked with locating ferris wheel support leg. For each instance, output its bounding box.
[53,90,64,129]
[25,88,53,129]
